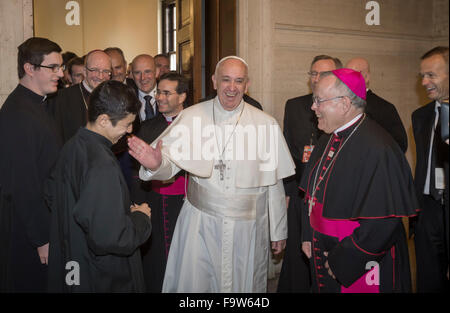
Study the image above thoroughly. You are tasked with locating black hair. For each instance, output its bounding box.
[17,37,62,79]
[159,72,189,96]
[62,51,78,65]
[88,80,140,126]
[67,57,84,76]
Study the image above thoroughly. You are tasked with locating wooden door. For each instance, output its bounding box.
[176,0,202,106]
[204,0,237,98]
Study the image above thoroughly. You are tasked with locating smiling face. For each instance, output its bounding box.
[156,79,185,117]
[31,52,64,96]
[212,58,249,111]
[132,55,156,94]
[311,75,347,134]
[103,113,136,144]
[420,54,449,102]
[84,51,112,90]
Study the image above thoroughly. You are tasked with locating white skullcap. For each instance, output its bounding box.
[214,56,249,75]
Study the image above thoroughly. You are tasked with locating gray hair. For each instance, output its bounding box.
[320,71,366,110]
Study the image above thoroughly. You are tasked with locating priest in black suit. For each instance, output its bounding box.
[412,46,449,292]
[346,57,408,153]
[48,50,112,144]
[0,37,63,292]
[278,55,342,292]
[130,72,188,292]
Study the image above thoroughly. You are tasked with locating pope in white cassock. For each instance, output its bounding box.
[128,56,295,292]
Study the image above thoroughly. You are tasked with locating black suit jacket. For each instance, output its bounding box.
[412,101,437,205]
[283,93,323,195]
[365,90,408,153]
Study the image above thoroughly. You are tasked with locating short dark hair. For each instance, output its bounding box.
[88,80,140,126]
[421,46,449,67]
[17,37,62,79]
[311,55,343,69]
[159,72,189,96]
[67,57,84,76]
[154,53,170,60]
[62,51,78,65]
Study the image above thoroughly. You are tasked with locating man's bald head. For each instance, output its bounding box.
[346,57,371,88]
[84,50,112,90]
[131,54,156,93]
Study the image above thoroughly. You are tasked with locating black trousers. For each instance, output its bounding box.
[414,195,449,292]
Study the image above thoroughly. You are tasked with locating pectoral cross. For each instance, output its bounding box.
[214,159,226,181]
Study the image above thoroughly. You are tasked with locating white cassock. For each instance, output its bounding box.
[139,97,295,292]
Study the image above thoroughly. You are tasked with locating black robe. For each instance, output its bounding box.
[130,114,185,292]
[47,83,90,144]
[45,128,151,292]
[300,115,419,293]
[277,94,319,292]
[0,84,61,292]
[365,90,408,153]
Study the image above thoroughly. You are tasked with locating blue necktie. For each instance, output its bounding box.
[144,95,154,120]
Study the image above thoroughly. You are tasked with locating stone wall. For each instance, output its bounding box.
[0,0,33,107]
[238,0,449,167]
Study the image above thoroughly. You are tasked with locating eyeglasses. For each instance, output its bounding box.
[308,71,321,78]
[86,66,112,76]
[156,90,177,97]
[32,63,65,73]
[312,95,345,106]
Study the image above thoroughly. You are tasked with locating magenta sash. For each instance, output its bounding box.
[309,198,379,293]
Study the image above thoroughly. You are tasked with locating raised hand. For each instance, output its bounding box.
[127,136,163,171]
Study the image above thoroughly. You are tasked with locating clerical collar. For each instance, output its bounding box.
[82,80,93,93]
[334,113,363,135]
[17,83,47,103]
[164,115,177,122]
[214,96,244,118]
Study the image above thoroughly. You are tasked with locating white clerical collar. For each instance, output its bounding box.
[82,80,93,93]
[334,113,363,134]
[214,96,244,116]
[164,115,176,122]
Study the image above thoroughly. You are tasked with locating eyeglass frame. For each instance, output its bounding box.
[307,71,322,78]
[312,95,346,107]
[85,66,112,76]
[31,63,66,73]
[155,89,178,97]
